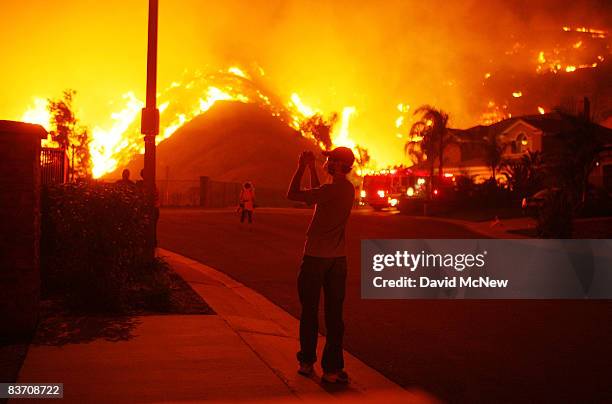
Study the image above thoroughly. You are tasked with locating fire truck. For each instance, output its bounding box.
[360,167,455,211]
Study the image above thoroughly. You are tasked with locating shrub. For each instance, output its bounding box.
[536,190,573,238]
[577,185,612,218]
[454,175,476,197]
[502,151,543,198]
[450,176,516,210]
[41,182,153,311]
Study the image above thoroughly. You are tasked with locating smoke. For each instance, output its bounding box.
[4,0,611,165]
[165,0,610,163]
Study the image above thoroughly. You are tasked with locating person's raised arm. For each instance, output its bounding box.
[308,153,320,189]
[287,152,309,201]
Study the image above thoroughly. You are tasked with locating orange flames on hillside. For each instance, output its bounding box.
[535,26,606,74]
[21,25,611,175]
[476,25,609,126]
[23,67,358,178]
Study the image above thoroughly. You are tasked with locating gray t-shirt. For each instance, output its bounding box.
[303,178,355,257]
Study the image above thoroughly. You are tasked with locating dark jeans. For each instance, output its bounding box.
[297,255,347,373]
[240,209,253,223]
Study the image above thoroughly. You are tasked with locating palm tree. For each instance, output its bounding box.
[503,151,543,196]
[404,121,427,166]
[404,105,449,196]
[484,131,504,181]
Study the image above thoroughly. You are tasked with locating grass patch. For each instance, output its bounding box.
[43,257,214,316]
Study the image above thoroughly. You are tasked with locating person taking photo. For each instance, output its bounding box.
[287,147,355,384]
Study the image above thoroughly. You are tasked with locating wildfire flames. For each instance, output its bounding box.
[19,17,611,175]
[475,24,610,127]
[23,66,359,178]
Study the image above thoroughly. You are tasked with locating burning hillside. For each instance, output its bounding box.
[23,66,361,178]
[14,1,612,172]
[111,101,324,191]
[474,24,612,125]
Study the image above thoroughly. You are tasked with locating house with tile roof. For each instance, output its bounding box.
[435,111,612,193]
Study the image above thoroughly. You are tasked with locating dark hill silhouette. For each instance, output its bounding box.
[107,101,324,203]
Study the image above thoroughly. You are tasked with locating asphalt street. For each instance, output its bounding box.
[159,207,612,403]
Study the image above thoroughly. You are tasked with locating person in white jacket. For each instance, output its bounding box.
[239,182,256,225]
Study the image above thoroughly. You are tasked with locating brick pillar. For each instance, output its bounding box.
[0,121,46,340]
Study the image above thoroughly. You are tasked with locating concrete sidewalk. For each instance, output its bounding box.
[15,250,436,403]
[157,249,435,403]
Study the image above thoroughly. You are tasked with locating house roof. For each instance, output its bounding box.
[448,126,489,143]
[451,112,612,145]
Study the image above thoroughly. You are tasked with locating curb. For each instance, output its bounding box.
[410,215,533,239]
[159,248,438,403]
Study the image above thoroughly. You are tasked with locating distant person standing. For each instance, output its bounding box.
[239,182,256,226]
[287,147,355,384]
[116,169,134,187]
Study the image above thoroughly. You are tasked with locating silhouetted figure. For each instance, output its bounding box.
[239,182,255,226]
[287,147,355,384]
[116,169,134,187]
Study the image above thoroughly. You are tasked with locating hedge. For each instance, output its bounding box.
[41,182,153,311]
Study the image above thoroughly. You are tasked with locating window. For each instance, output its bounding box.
[516,133,529,153]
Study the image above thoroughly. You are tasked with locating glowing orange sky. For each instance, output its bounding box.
[1,0,610,165]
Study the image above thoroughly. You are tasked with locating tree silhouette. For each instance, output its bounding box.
[405,105,449,196]
[550,113,602,208]
[502,151,543,196]
[354,145,370,172]
[47,90,91,180]
[300,113,337,150]
[404,121,427,166]
[484,131,504,181]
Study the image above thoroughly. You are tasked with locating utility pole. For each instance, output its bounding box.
[141,0,159,260]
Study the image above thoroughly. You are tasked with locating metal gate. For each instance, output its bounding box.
[40,147,67,185]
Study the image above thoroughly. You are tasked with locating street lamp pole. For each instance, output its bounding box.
[141,0,159,259]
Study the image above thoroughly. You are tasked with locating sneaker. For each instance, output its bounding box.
[298,362,314,377]
[322,370,349,384]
